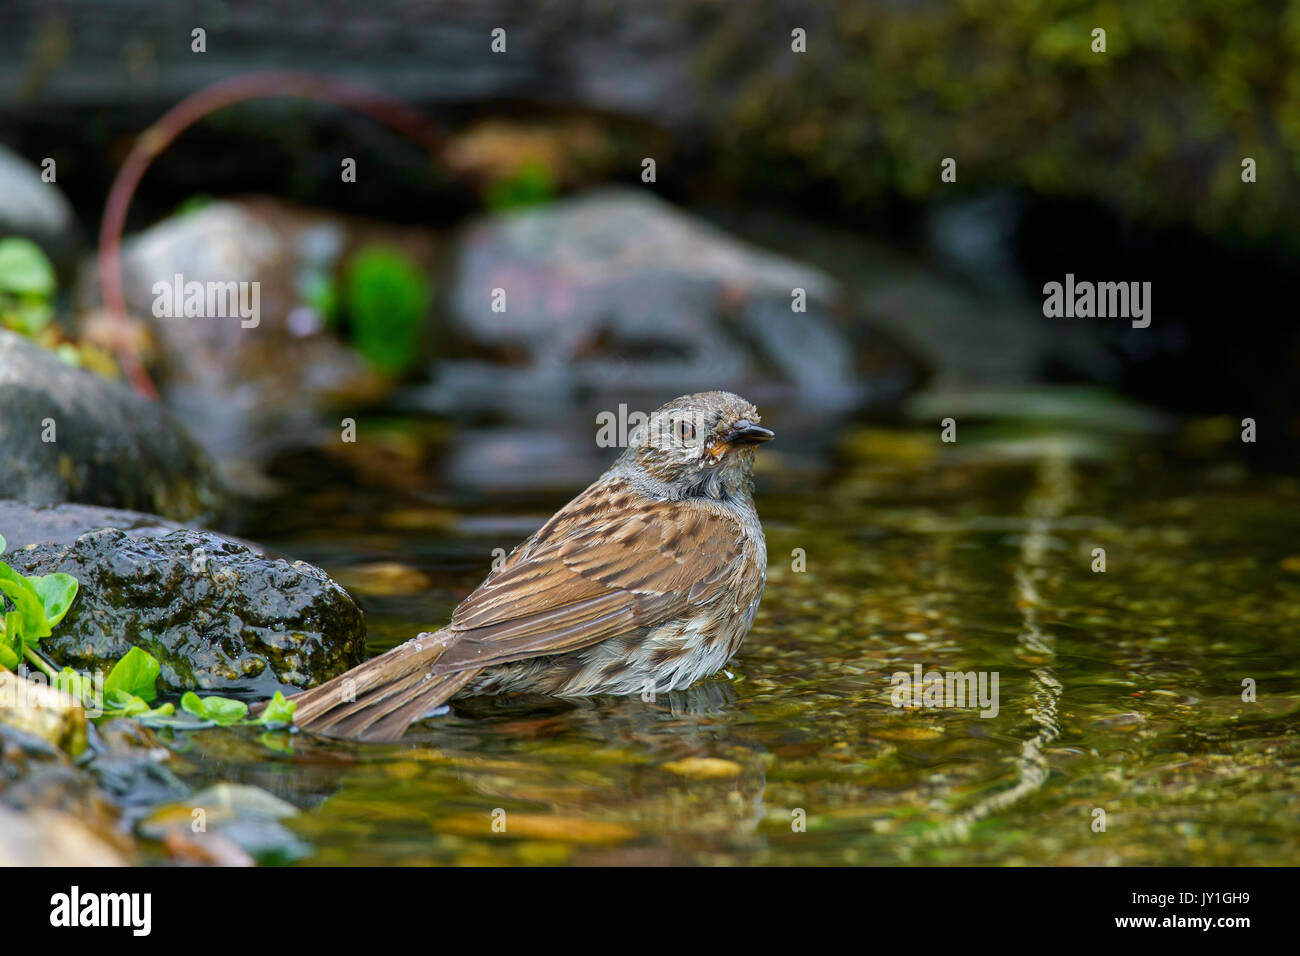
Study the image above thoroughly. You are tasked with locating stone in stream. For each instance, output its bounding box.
[0,706,141,867]
[73,198,416,492]
[0,330,221,521]
[416,187,917,417]
[3,523,366,695]
[137,783,310,866]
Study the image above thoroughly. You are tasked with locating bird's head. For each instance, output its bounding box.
[621,391,773,499]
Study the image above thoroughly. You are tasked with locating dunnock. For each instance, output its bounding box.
[290,390,773,741]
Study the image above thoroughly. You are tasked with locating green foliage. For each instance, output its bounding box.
[0,542,76,677]
[260,691,297,725]
[484,158,557,211]
[342,245,430,376]
[705,0,1300,248]
[28,573,79,628]
[0,561,61,646]
[105,646,161,702]
[0,237,56,337]
[181,691,248,724]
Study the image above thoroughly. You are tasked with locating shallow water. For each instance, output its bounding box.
[166,402,1300,865]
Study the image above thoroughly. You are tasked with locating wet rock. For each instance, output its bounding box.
[418,188,916,416]
[0,145,80,273]
[0,330,221,520]
[708,207,1108,391]
[75,198,426,488]
[85,719,189,813]
[5,527,366,695]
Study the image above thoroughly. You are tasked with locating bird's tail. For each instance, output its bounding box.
[284,630,480,741]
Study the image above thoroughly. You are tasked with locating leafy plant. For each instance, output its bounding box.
[0,237,56,337]
[342,245,430,377]
[0,236,120,375]
[0,532,78,673]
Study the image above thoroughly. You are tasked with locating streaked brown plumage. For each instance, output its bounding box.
[290,390,772,741]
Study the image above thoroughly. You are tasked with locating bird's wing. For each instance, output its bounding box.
[434,478,746,672]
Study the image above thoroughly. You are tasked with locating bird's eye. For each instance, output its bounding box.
[675,419,696,442]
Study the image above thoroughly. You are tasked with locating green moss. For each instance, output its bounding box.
[698,0,1300,249]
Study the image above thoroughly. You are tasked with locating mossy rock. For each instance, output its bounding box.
[6,528,366,695]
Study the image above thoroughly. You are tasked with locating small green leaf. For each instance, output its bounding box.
[259,690,297,725]
[203,696,247,724]
[29,573,78,628]
[180,691,248,724]
[105,646,161,703]
[0,563,50,643]
[0,533,7,555]
[0,238,56,297]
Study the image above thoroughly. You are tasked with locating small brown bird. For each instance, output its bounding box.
[291,390,773,741]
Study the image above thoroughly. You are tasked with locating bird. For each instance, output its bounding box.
[289,390,773,741]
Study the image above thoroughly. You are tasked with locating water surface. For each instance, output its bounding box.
[169,403,1300,865]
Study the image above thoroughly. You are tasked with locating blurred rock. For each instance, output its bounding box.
[415,187,917,416]
[0,805,131,866]
[138,782,310,865]
[0,722,139,866]
[0,500,189,550]
[75,198,422,490]
[5,526,366,695]
[0,499,265,553]
[0,670,87,755]
[709,207,1109,390]
[0,144,79,273]
[0,330,220,520]
[84,718,188,813]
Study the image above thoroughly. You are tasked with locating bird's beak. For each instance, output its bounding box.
[717,420,775,447]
